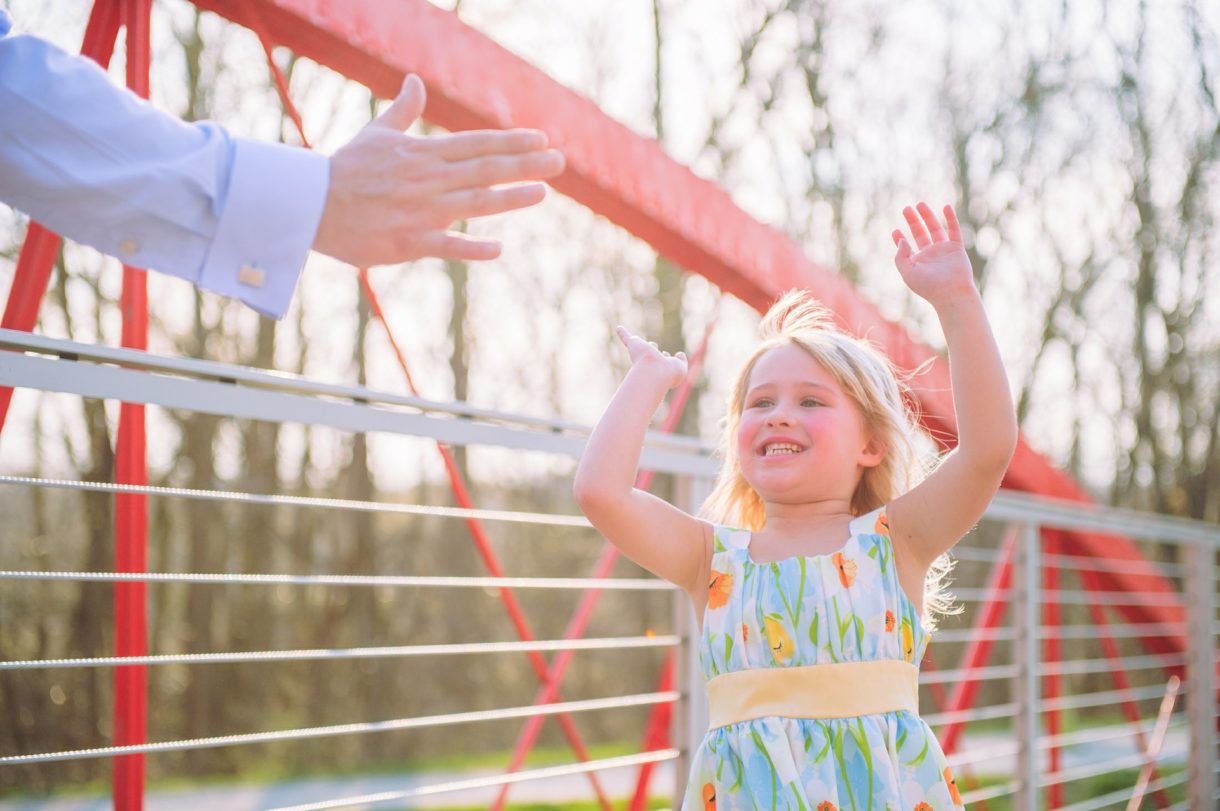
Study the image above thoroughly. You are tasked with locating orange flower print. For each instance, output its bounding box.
[913,804,933,811]
[742,622,749,642]
[708,570,732,610]
[817,803,839,811]
[945,766,961,804]
[885,610,896,632]
[831,551,857,588]
[875,511,890,536]
[702,781,717,811]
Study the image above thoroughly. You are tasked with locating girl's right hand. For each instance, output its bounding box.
[615,326,688,389]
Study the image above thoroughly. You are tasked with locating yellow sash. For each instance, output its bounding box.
[707,660,920,729]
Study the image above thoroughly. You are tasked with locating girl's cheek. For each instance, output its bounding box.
[736,419,756,457]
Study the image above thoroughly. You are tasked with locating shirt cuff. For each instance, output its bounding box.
[198,139,329,319]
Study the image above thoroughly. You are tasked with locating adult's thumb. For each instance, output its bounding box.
[372,74,426,131]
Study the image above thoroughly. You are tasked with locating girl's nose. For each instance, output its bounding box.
[765,407,794,426]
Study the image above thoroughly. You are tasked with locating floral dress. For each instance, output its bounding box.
[682,507,965,811]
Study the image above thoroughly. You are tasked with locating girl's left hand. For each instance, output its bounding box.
[892,202,976,308]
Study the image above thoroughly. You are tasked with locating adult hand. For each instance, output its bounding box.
[313,74,565,266]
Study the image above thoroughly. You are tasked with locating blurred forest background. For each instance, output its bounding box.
[1,0,1218,797]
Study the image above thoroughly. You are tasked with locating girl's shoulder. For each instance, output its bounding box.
[709,523,751,554]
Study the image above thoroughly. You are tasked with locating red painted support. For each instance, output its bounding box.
[238,16,611,800]
[0,225,61,430]
[180,0,1195,667]
[491,316,717,810]
[112,2,153,809]
[628,652,675,811]
[1084,603,1172,808]
[938,528,1016,756]
[0,0,144,804]
[358,271,611,808]
[0,0,121,433]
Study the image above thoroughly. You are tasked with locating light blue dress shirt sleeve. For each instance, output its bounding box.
[0,10,330,319]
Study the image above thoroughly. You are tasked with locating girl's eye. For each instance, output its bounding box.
[749,398,773,409]
[801,398,822,408]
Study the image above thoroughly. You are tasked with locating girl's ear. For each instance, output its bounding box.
[859,436,886,469]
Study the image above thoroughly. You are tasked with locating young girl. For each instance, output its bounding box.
[574,203,1016,810]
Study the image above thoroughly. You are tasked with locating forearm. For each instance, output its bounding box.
[0,29,326,318]
[574,362,673,505]
[936,291,1018,469]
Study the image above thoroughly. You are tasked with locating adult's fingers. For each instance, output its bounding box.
[429,150,565,193]
[917,201,946,242]
[372,74,426,132]
[902,206,932,249]
[943,204,963,243]
[432,183,549,222]
[413,230,502,261]
[421,128,555,161]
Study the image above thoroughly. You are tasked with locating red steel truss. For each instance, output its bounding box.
[184,0,1199,687]
[0,1,1208,809]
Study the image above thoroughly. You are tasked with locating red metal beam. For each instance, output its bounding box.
[0,0,121,433]
[490,316,715,809]
[938,528,1016,756]
[239,19,612,799]
[0,225,61,430]
[354,270,612,809]
[112,2,152,809]
[181,0,1193,660]
[628,652,675,811]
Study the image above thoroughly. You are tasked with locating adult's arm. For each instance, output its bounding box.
[0,10,327,319]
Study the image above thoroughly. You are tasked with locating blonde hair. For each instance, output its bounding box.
[700,290,957,628]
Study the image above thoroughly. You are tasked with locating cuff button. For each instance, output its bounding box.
[238,265,266,288]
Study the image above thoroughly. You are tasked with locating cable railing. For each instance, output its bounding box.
[0,635,683,671]
[0,691,681,767]
[0,570,675,591]
[2,329,1218,810]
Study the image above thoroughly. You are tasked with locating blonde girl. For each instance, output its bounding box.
[574,203,1016,810]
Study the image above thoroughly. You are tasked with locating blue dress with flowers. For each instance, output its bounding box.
[681,507,965,811]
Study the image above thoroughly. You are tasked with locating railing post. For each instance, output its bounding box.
[1013,521,1041,811]
[1184,535,1217,808]
[671,473,711,808]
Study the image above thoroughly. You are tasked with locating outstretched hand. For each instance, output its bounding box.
[891,202,977,308]
[314,74,566,267]
[615,326,688,389]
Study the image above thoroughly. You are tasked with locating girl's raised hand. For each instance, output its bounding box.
[891,202,977,308]
[615,326,688,389]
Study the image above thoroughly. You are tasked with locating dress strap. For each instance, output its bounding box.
[706,660,919,728]
[849,504,890,537]
[711,523,751,553]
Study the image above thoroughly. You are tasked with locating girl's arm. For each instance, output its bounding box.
[573,328,710,598]
[888,203,1019,569]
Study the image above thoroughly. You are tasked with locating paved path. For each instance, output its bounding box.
[0,729,1189,810]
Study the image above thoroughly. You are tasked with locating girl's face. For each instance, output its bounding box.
[736,343,883,507]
